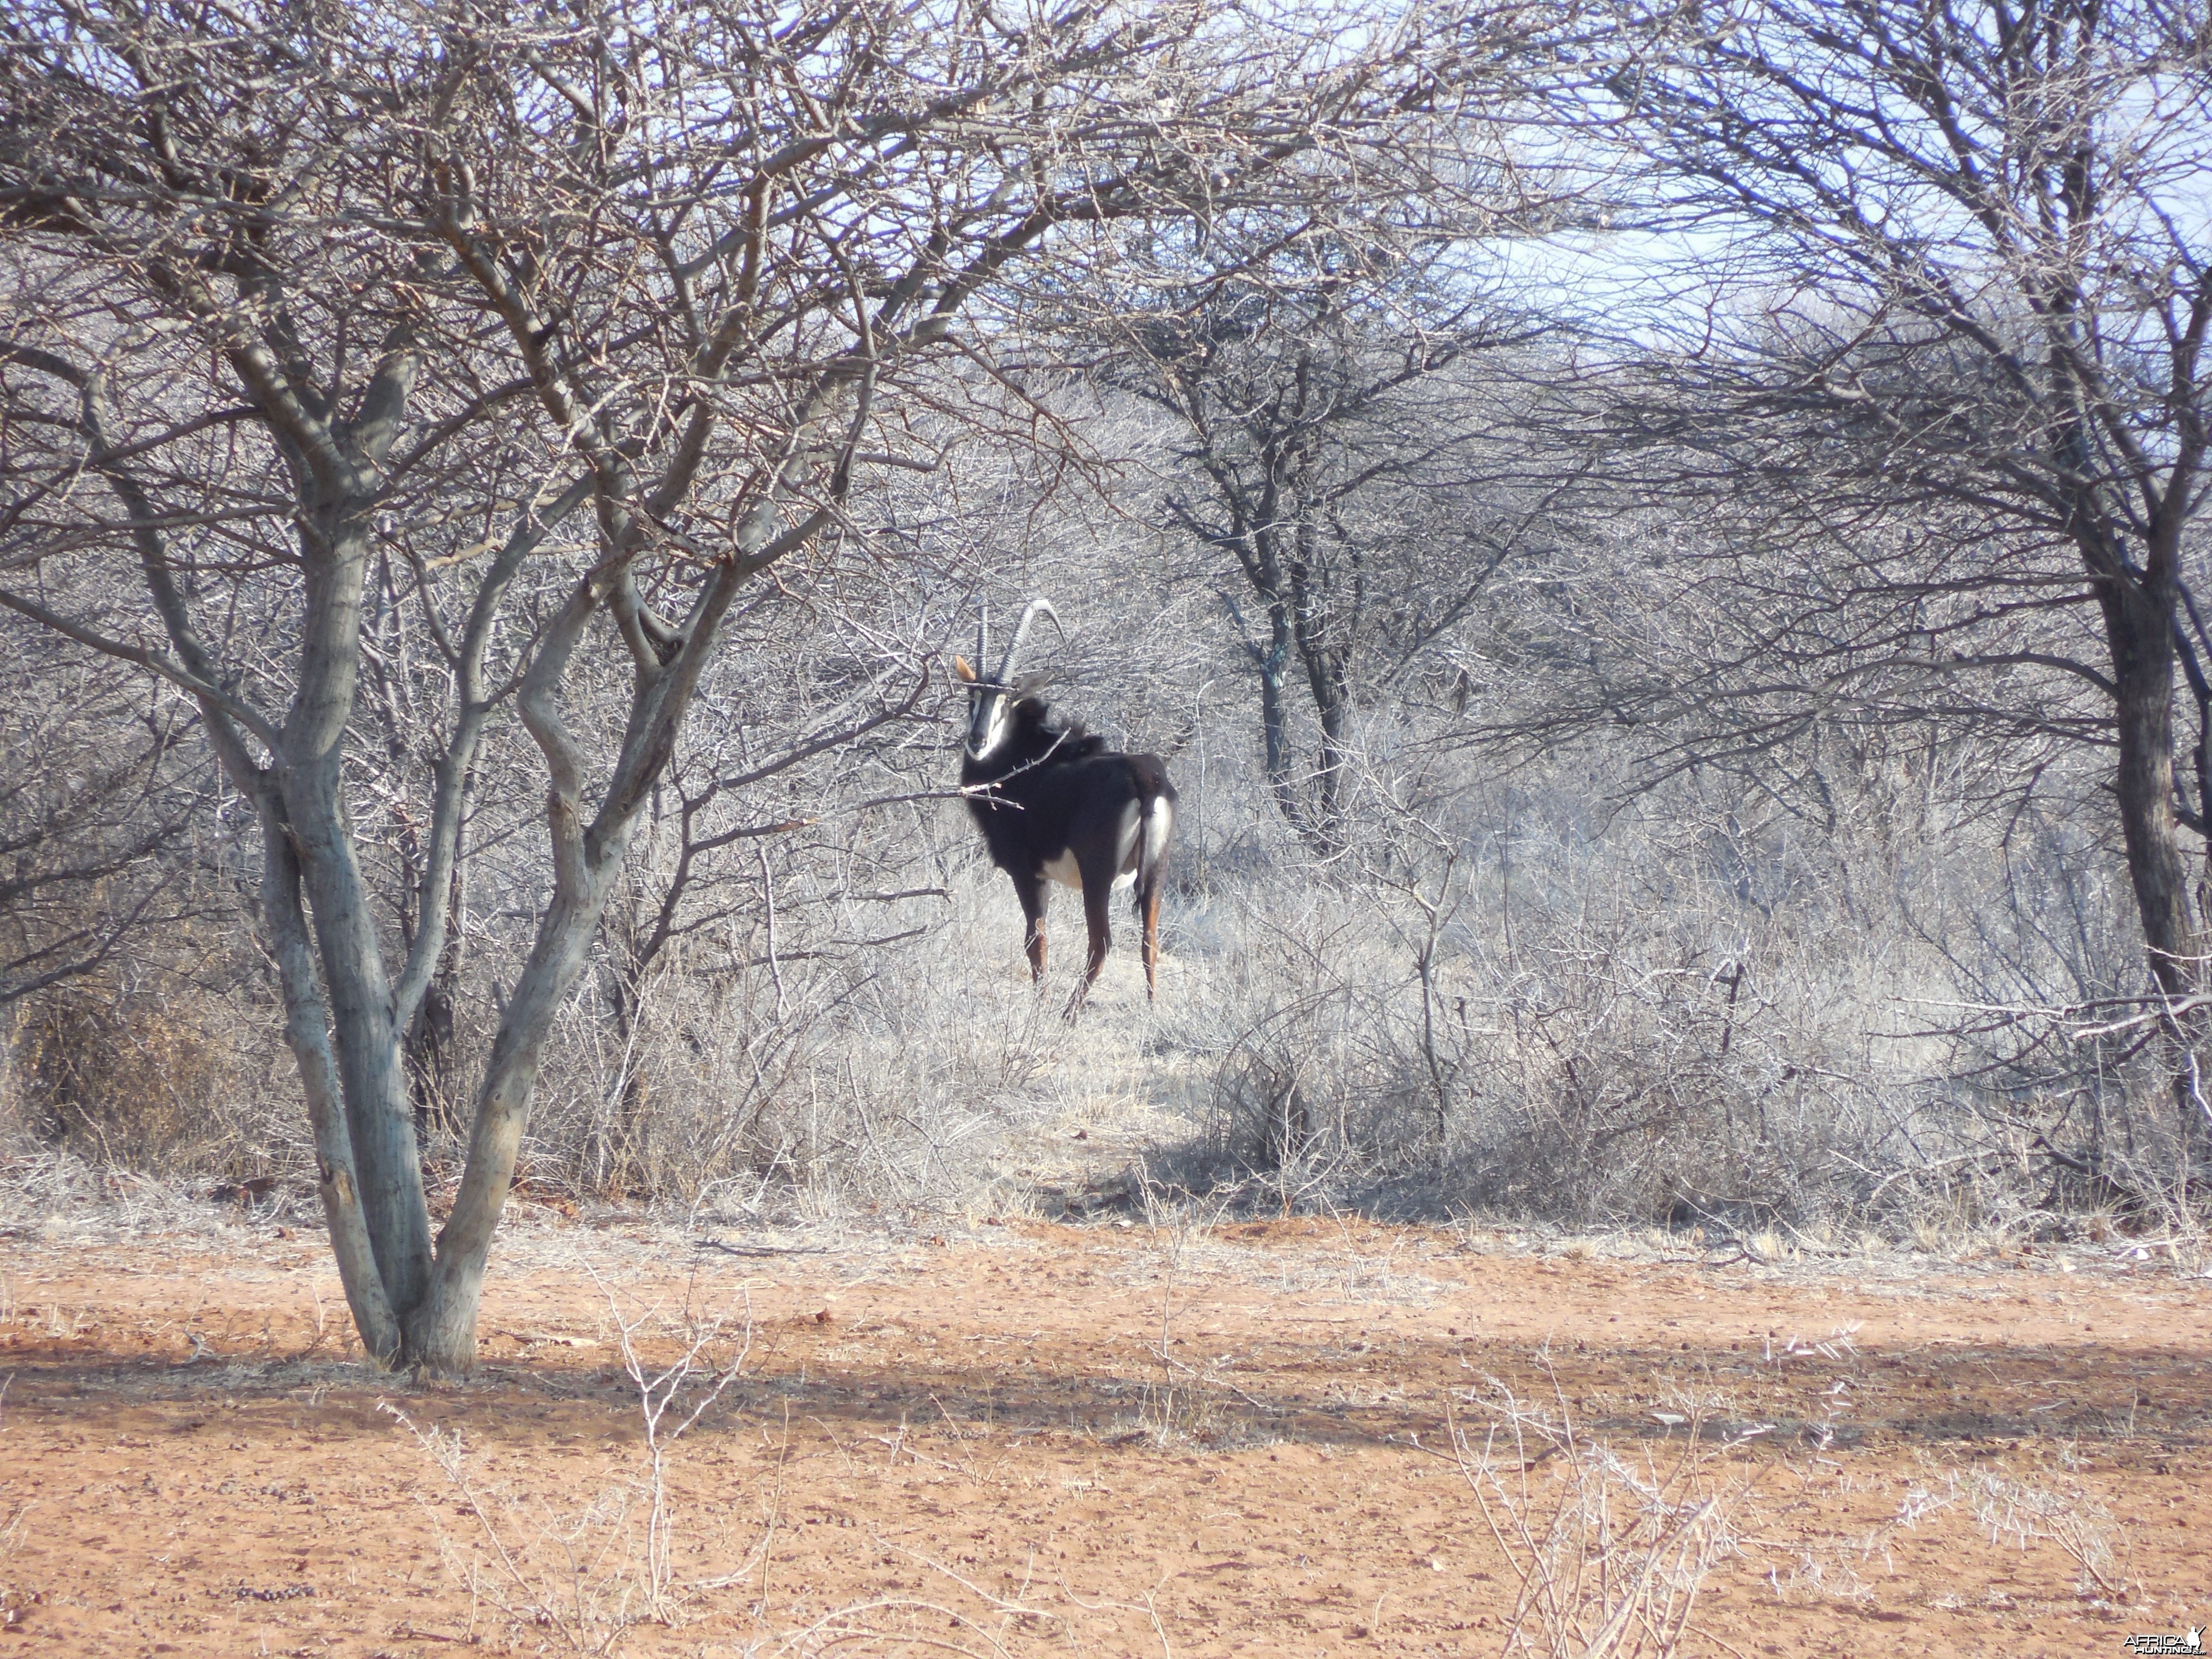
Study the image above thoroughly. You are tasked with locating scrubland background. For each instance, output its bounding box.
[1,0,2202,1252]
[0,362,2178,1239]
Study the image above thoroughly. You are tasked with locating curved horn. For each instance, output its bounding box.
[995,597,1063,684]
[975,606,988,677]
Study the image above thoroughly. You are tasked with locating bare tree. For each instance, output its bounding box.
[0,0,1500,1370]
[1570,0,2212,1011]
[1092,232,1544,847]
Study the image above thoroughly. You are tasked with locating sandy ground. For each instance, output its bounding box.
[1,1204,2208,1657]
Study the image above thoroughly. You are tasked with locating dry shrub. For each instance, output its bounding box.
[509,873,1068,1212]
[1157,863,1892,1227]
[1960,1469,2133,1601]
[0,626,2173,1250]
[1449,1384,1759,1658]
[1133,732,2179,1237]
[7,974,287,1176]
[386,1275,754,1647]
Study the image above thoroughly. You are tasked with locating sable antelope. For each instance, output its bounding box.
[953,600,1177,1009]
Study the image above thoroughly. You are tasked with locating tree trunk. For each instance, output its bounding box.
[1258,602,1302,831]
[400,846,634,1371]
[1312,675,1349,848]
[1287,513,1347,850]
[1295,613,1351,852]
[2098,570,2202,997]
[407,781,468,1137]
[278,503,435,1325]
[255,789,402,1365]
[2094,541,2211,1136]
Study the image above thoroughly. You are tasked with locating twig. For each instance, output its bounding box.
[1149,1346,1271,1412]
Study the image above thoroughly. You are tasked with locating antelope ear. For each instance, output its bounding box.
[952,655,976,683]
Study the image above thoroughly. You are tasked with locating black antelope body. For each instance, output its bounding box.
[954,600,1177,1009]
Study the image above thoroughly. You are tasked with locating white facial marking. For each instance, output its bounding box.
[969,695,1011,759]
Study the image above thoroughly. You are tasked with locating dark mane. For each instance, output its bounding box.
[1002,696,1107,766]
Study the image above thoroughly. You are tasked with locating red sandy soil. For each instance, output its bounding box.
[1,1207,2208,1656]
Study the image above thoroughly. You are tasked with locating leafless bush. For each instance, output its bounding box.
[487,849,1073,1214]
[0,641,214,1008]
[1957,1469,2132,1602]
[1448,1383,1757,1658]
[0,890,300,1185]
[385,1279,753,1648]
[13,984,223,1168]
[1135,721,2173,1234]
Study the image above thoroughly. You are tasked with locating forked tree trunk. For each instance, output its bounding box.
[248,572,673,1372]
[254,471,438,1359]
[401,851,636,1369]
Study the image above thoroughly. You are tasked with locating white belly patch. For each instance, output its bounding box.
[1038,802,1144,892]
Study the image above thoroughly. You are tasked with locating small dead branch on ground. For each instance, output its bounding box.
[1954,1468,2135,1602]
[382,1279,754,1650]
[1448,1382,1759,1658]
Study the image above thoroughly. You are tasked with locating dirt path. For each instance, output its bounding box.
[1,1209,2207,1655]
